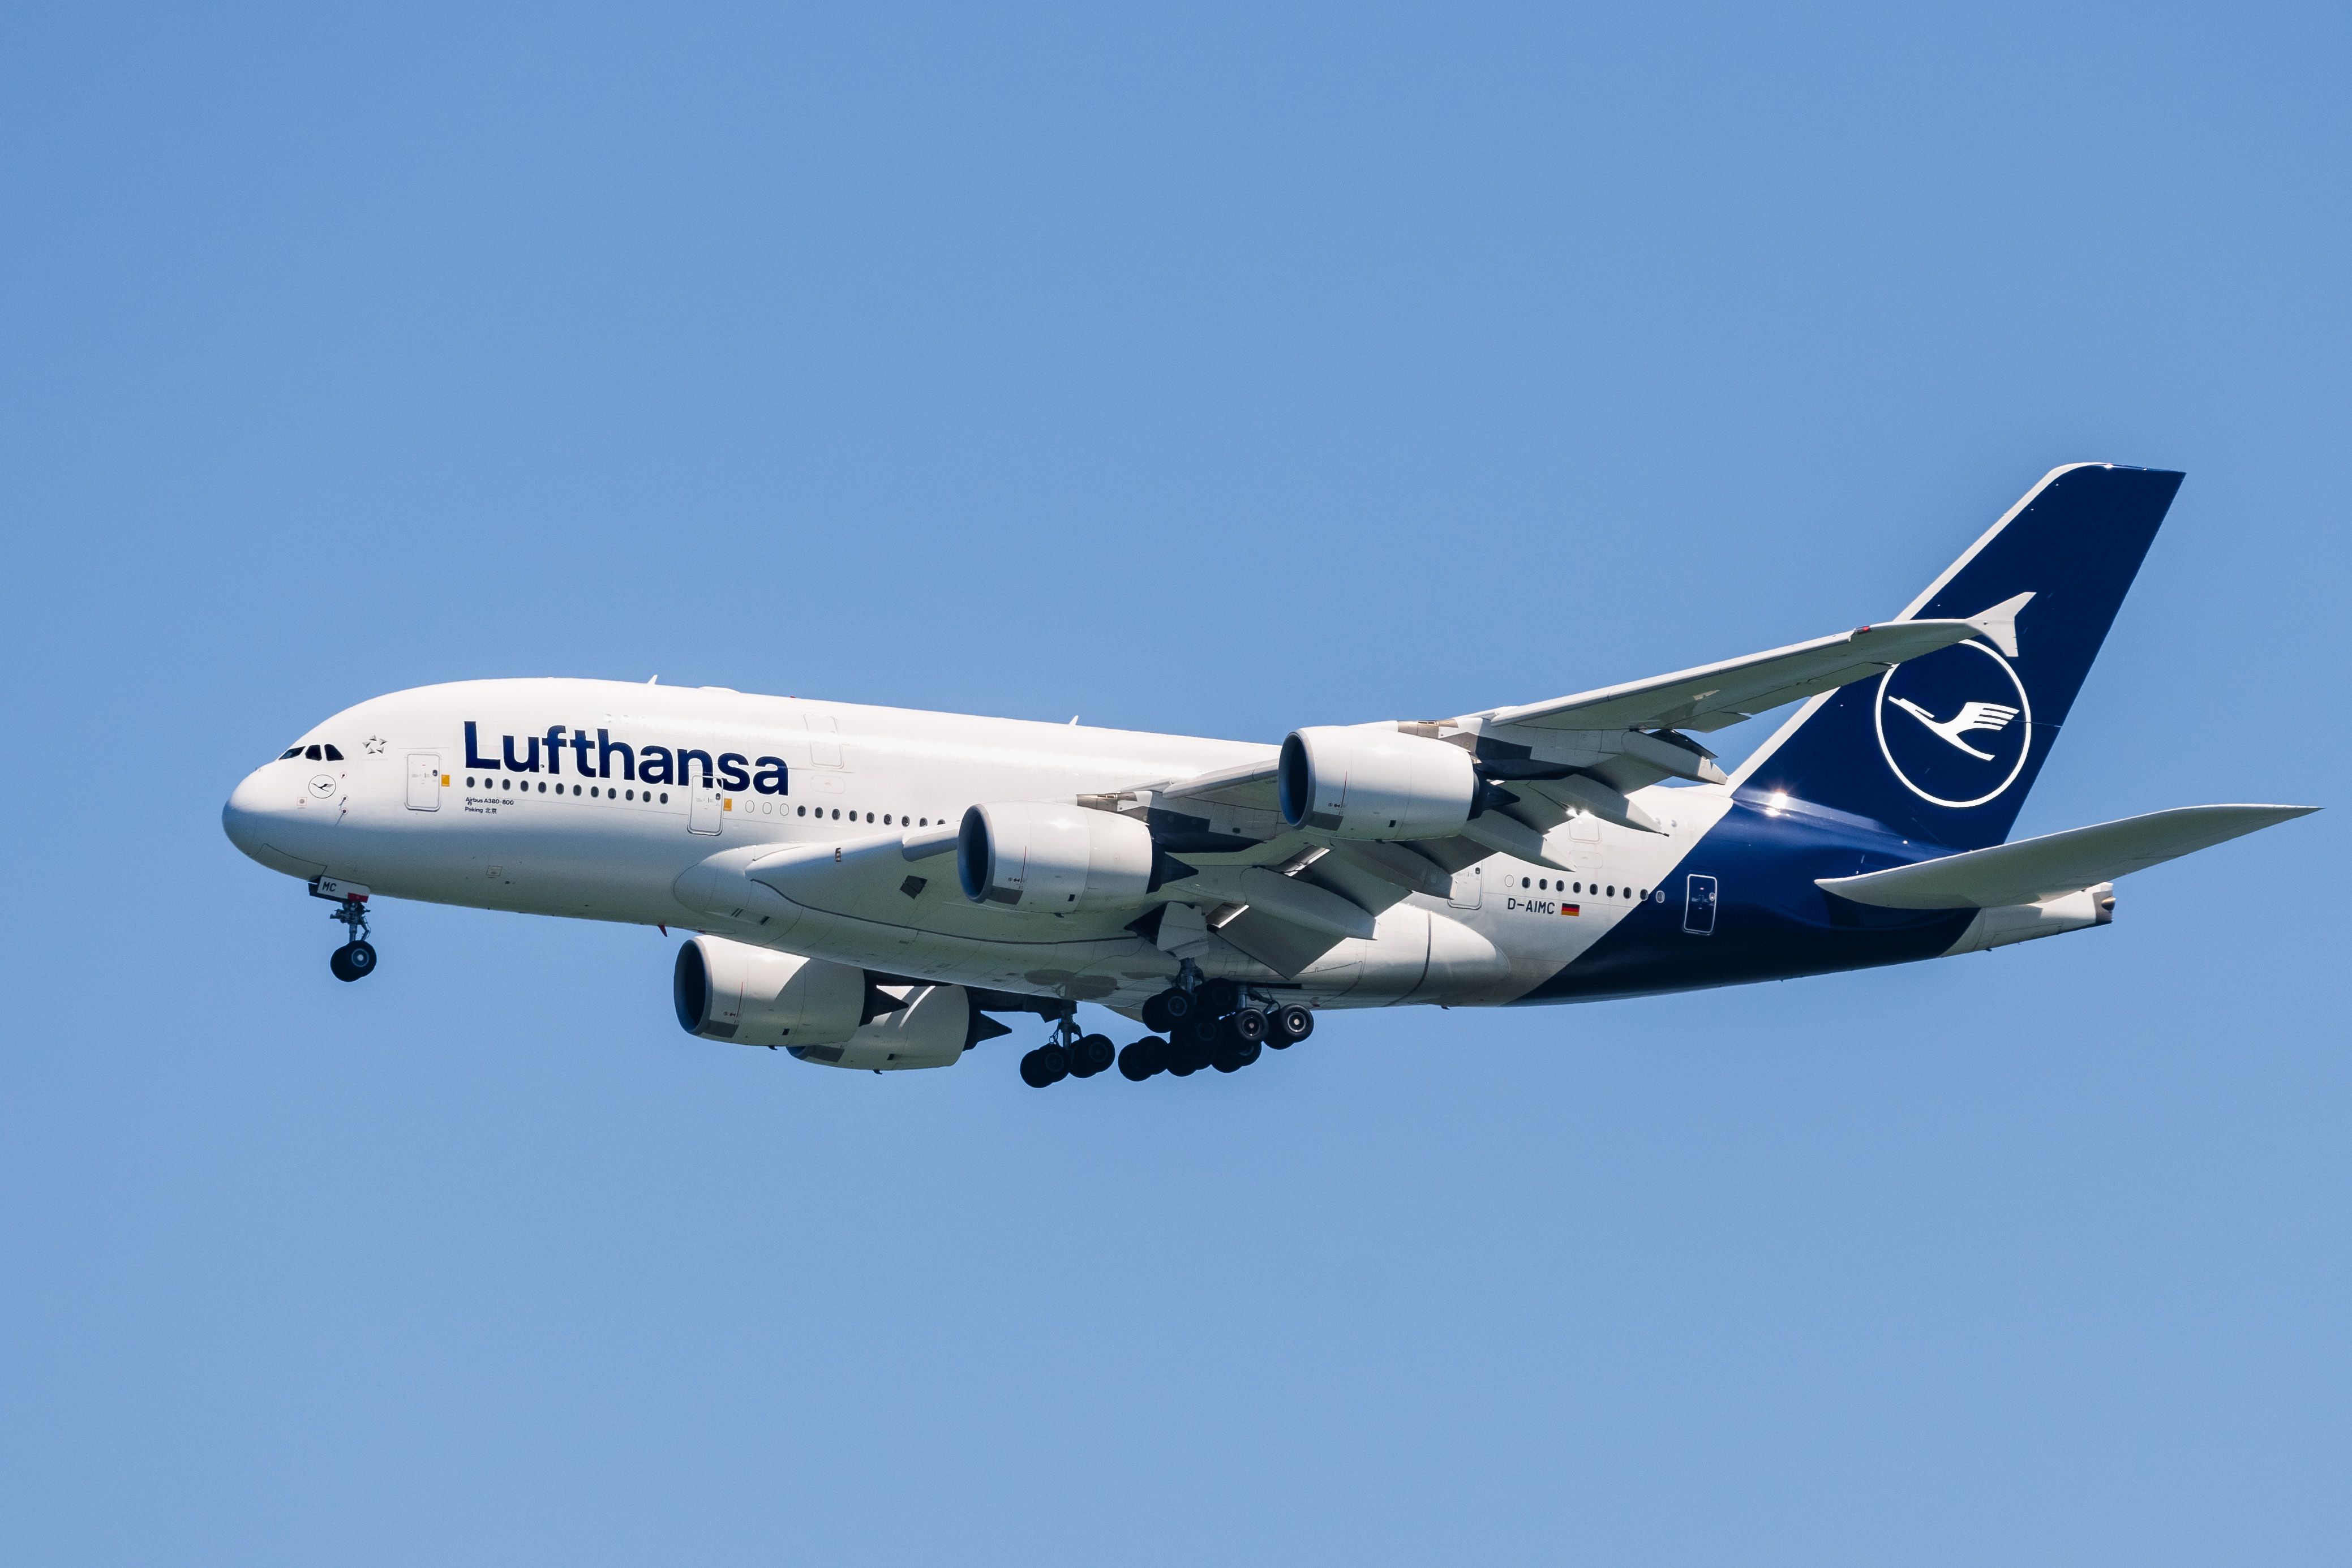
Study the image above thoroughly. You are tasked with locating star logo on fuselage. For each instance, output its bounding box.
[364,736,387,755]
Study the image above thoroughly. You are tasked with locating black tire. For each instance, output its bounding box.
[1019,1046,1070,1088]
[1167,1055,1199,1077]
[1072,1033,1116,1077]
[1187,1013,1224,1049]
[1118,1039,1164,1081]
[1214,1039,1263,1073]
[1229,1007,1267,1045]
[1140,994,1173,1033]
[1200,978,1240,1015]
[1271,1003,1313,1047]
[1161,989,1195,1024]
[331,940,375,982]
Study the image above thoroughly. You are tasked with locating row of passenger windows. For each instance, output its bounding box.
[780,807,934,824]
[1518,875,1647,899]
[460,776,942,827]
[281,743,344,761]
[467,776,671,802]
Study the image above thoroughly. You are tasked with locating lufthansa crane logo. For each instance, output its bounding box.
[1873,641,2032,809]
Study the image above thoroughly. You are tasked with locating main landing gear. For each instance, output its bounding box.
[312,878,378,982]
[1021,966,1314,1089]
[1019,1007,1117,1089]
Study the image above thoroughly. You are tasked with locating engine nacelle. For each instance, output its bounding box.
[673,935,865,1048]
[958,801,1155,912]
[791,981,976,1072]
[1278,725,1479,841]
[673,936,982,1071]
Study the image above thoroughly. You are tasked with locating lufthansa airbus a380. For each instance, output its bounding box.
[224,464,2314,1087]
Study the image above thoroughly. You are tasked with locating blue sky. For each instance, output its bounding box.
[3,5,2346,1563]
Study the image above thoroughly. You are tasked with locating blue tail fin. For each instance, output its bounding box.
[1732,462,2183,851]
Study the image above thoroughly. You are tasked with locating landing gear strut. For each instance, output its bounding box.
[1118,975,1311,1082]
[311,878,377,982]
[1019,1005,1115,1089]
[1018,971,1318,1089]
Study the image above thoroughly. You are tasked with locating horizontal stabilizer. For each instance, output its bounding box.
[1817,804,2316,910]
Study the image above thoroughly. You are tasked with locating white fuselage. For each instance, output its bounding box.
[223,679,1726,1015]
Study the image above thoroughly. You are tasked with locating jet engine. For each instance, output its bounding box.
[792,980,977,1071]
[673,935,866,1048]
[1277,725,1479,841]
[958,801,1156,912]
[673,935,989,1070]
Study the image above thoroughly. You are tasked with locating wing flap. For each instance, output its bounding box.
[1817,804,2316,910]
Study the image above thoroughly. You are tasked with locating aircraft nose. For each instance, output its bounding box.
[221,767,284,863]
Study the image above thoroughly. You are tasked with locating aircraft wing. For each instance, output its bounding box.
[1815,804,2317,909]
[1092,604,2037,972]
[1467,616,2003,735]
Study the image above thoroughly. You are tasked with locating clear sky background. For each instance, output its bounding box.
[3,5,2346,1564]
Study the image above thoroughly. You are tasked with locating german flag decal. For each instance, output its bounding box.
[1560,903,1580,917]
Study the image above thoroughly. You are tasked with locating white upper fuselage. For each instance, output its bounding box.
[222,678,1720,1014]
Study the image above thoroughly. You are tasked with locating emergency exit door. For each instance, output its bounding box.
[1683,874,1718,935]
[688,780,724,835]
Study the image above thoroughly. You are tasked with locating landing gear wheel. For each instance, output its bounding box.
[329,940,376,982]
[1186,1013,1224,1051]
[1213,1038,1262,1073]
[1200,978,1240,1015]
[1229,1007,1268,1045]
[1270,1004,1313,1047]
[1019,1045,1071,1088]
[1070,1033,1117,1078]
[1118,1039,1166,1081]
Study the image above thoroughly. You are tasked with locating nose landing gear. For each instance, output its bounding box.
[311,877,378,982]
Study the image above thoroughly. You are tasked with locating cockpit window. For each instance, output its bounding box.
[280,747,302,759]
[305,745,324,760]
[321,744,344,761]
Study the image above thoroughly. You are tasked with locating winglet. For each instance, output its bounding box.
[1965,591,2035,658]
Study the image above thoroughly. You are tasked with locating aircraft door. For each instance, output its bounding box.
[804,712,843,768]
[1447,864,1482,909]
[689,780,724,835]
[1683,874,1718,935]
[406,752,441,811]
